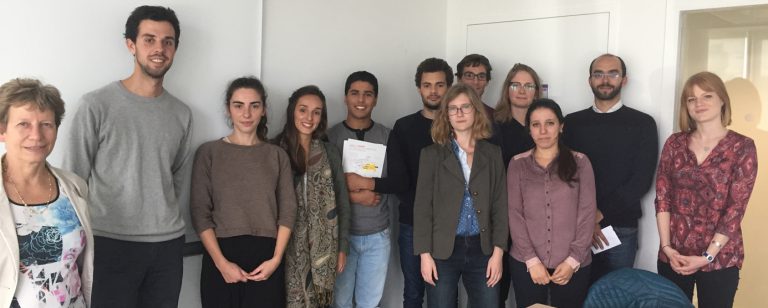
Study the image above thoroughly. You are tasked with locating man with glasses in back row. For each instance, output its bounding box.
[456,54,495,119]
[563,54,658,284]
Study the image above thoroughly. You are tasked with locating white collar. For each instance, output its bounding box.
[592,100,623,113]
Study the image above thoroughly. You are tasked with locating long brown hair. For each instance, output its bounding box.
[271,85,328,175]
[431,84,491,145]
[494,63,541,123]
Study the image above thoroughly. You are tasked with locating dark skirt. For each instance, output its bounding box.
[201,235,285,308]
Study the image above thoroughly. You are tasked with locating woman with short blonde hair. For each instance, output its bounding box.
[0,78,94,307]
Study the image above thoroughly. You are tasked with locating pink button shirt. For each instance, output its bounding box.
[508,150,597,269]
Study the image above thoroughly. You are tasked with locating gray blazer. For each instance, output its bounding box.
[413,139,508,259]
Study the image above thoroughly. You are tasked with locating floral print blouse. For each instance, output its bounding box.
[655,130,757,271]
[10,189,86,307]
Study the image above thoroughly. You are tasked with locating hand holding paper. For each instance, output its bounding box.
[591,226,622,254]
[342,139,386,178]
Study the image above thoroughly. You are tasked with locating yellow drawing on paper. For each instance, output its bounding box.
[362,163,379,172]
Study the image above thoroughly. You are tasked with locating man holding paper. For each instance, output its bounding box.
[327,71,392,308]
[563,54,659,283]
[345,58,453,307]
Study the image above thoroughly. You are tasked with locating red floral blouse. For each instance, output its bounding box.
[655,130,757,271]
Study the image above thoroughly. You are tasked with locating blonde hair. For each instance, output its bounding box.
[431,84,491,145]
[678,71,731,132]
[494,63,541,123]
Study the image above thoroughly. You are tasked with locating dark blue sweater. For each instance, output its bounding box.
[563,106,658,228]
[374,111,433,226]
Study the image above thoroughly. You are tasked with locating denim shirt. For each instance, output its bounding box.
[451,139,480,236]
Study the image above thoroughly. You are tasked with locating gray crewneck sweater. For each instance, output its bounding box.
[64,81,193,242]
[327,121,392,235]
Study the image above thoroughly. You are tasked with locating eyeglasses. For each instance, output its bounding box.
[462,72,487,81]
[447,103,474,116]
[509,82,537,92]
[590,72,622,80]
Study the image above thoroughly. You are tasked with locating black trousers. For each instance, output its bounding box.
[201,235,285,308]
[509,257,591,308]
[91,235,184,308]
[657,260,739,308]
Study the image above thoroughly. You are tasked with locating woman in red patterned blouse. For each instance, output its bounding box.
[655,71,758,308]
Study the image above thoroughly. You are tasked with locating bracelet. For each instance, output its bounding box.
[661,244,671,251]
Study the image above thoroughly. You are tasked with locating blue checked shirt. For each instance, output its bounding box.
[451,139,480,236]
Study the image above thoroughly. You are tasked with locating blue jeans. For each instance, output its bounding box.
[333,228,391,308]
[591,226,638,283]
[398,223,425,308]
[427,236,498,308]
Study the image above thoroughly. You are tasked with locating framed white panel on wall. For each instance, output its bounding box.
[465,13,610,114]
[0,0,263,243]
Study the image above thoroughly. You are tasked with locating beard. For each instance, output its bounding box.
[422,98,441,110]
[591,83,622,100]
[138,59,172,79]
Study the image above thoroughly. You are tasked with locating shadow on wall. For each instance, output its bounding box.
[725,77,768,307]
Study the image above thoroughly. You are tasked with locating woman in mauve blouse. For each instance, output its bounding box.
[507,98,596,308]
[656,71,757,308]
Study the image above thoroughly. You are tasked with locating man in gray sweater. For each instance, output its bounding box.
[327,71,392,308]
[63,6,192,308]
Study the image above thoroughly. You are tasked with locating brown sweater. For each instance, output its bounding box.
[190,139,297,238]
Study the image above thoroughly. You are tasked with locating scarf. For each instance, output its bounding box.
[294,140,339,306]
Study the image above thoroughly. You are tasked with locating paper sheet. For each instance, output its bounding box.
[591,225,622,254]
[342,139,387,178]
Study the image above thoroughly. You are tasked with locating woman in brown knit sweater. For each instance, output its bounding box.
[190,77,297,308]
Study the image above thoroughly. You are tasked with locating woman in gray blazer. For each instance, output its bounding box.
[414,84,508,308]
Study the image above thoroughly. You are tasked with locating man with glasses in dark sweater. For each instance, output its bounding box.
[563,54,658,284]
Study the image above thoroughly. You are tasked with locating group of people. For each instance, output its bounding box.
[0,5,757,308]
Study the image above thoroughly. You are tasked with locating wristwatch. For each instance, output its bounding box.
[702,251,715,263]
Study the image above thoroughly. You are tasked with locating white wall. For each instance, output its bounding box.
[261,0,446,132]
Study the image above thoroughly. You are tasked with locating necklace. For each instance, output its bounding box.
[2,159,54,207]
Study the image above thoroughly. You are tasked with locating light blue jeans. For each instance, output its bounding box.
[333,228,391,308]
